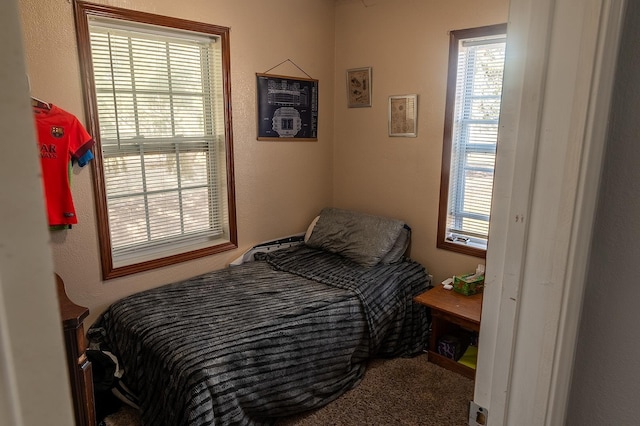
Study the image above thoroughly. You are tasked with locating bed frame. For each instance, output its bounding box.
[56,274,96,426]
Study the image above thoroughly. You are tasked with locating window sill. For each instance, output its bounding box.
[437,239,487,259]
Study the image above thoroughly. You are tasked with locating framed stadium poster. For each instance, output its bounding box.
[256,73,319,141]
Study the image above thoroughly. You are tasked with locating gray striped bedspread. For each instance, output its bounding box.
[88,245,430,426]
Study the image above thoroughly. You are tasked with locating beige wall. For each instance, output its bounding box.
[19,0,336,324]
[19,0,509,324]
[333,0,509,283]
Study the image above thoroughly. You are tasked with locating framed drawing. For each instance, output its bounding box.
[346,67,372,108]
[388,94,418,137]
[256,73,318,141]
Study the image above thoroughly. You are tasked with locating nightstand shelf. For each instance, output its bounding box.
[414,285,483,379]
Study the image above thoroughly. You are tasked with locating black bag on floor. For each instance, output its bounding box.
[87,349,123,422]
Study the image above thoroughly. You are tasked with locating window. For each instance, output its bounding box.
[437,24,507,257]
[75,3,237,279]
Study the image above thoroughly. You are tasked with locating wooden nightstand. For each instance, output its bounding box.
[414,285,483,379]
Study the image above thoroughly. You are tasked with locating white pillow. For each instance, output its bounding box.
[304,216,320,243]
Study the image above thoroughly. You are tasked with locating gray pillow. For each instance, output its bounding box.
[305,208,407,267]
[380,225,411,264]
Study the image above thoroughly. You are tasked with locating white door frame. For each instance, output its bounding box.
[0,0,76,425]
[474,0,626,424]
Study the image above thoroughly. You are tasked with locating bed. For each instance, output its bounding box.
[88,208,432,426]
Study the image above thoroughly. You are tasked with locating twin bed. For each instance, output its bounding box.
[88,208,432,425]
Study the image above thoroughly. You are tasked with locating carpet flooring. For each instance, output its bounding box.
[102,354,474,426]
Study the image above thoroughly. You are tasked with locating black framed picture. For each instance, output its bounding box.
[256,73,318,141]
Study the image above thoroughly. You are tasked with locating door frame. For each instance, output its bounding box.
[475,0,627,424]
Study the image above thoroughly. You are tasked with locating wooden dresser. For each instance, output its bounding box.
[56,274,96,426]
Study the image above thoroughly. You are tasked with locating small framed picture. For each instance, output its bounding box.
[346,67,372,108]
[388,94,418,137]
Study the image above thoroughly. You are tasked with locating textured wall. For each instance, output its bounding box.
[566,1,640,424]
[333,0,509,283]
[19,0,336,324]
[18,0,511,323]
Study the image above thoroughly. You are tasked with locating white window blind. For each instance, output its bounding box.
[88,19,229,266]
[446,34,506,249]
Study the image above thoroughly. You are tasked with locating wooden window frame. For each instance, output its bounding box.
[437,23,507,259]
[73,1,237,279]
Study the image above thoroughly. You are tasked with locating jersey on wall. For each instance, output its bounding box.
[33,104,94,226]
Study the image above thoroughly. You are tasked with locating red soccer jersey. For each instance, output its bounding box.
[33,105,94,226]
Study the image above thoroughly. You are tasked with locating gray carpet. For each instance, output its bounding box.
[103,354,474,426]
